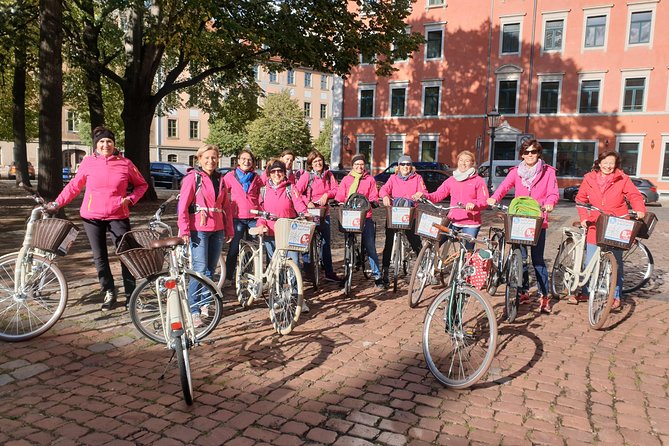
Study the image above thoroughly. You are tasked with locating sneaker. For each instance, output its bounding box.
[101,290,117,311]
[301,302,310,314]
[568,293,589,305]
[192,314,204,328]
[539,296,551,314]
[200,304,210,319]
[375,278,388,290]
[611,298,621,311]
[382,267,390,285]
[519,293,531,305]
[325,272,341,282]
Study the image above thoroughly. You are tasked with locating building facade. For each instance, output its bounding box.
[333,0,669,192]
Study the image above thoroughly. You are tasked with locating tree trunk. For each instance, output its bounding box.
[12,46,31,188]
[38,0,63,200]
[122,95,157,201]
[81,0,104,132]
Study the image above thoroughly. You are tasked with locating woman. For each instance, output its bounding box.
[380,155,427,285]
[295,150,340,282]
[178,145,233,328]
[261,149,298,185]
[223,149,264,281]
[413,150,489,248]
[487,139,559,314]
[50,126,148,310]
[335,154,385,290]
[574,150,646,309]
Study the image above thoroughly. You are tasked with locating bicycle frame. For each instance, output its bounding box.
[245,231,293,299]
[557,227,602,293]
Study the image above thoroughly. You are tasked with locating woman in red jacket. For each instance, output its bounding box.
[574,151,646,309]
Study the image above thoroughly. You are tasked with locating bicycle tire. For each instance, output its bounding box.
[408,243,433,308]
[392,232,401,293]
[213,253,226,290]
[423,287,498,389]
[268,258,304,335]
[344,235,354,297]
[174,334,194,405]
[588,251,617,330]
[438,240,458,287]
[550,238,577,298]
[486,231,504,296]
[504,248,522,323]
[359,242,371,280]
[622,240,653,293]
[128,271,223,344]
[236,241,259,307]
[311,232,321,291]
[0,252,68,342]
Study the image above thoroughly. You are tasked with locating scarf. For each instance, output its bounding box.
[518,159,543,191]
[453,167,476,182]
[236,167,254,193]
[397,171,415,181]
[596,171,615,191]
[347,170,364,198]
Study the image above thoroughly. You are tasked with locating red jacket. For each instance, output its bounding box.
[177,170,234,237]
[575,169,646,244]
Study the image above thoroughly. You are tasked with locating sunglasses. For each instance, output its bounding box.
[270,169,284,174]
[523,150,539,155]
[398,162,412,166]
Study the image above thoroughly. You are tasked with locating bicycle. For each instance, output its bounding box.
[621,239,653,293]
[422,223,498,389]
[550,202,639,330]
[385,204,416,293]
[235,210,314,335]
[306,207,326,291]
[0,187,78,342]
[335,202,373,297]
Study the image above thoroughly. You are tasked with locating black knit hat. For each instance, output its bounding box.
[268,160,287,173]
[92,127,115,147]
[351,154,366,165]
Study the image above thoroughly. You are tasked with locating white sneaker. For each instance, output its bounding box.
[301,302,310,314]
[192,314,204,328]
[200,304,210,318]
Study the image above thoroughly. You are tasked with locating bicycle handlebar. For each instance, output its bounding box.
[575,201,638,219]
[418,197,463,211]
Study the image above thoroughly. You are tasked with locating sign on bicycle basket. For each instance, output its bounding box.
[307,207,326,224]
[416,213,443,239]
[505,215,542,246]
[341,209,364,232]
[56,227,79,256]
[388,206,413,229]
[287,220,314,250]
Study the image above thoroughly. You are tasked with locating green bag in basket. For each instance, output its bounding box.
[508,196,542,217]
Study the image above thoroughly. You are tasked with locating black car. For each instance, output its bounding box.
[375,168,451,195]
[562,177,659,204]
[217,167,233,176]
[150,162,190,189]
[374,161,449,185]
[330,169,349,183]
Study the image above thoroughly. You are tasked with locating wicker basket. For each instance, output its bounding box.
[386,206,414,230]
[274,219,316,252]
[414,210,448,240]
[307,207,327,224]
[595,214,641,250]
[116,230,165,279]
[338,208,366,233]
[503,214,543,246]
[32,218,79,255]
[636,212,657,239]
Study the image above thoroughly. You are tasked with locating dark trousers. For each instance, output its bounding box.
[382,227,423,268]
[82,218,135,296]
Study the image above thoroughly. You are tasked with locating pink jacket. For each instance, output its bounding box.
[56,152,148,220]
[295,169,338,214]
[379,172,428,204]
[335,171,379,219]
[427,174,489,226]
[177,170,233,237]
[223,169,264,219]
[492,163,559,228]
[257,180,308,236]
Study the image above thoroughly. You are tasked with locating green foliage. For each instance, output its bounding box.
[246,91,312,160]
[314,117,333,165]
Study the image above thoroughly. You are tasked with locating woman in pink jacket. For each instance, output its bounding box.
[574,150,646,309]
[379,155,427,285]
[178,145,234,327]
[295,150,340,282]
[487,140,559,314]
[51,126,148,310]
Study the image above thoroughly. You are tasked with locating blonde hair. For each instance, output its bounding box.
[197,144,220,159]
[457,150,476,166]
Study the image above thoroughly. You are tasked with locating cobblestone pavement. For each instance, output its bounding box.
[1,181,668,446]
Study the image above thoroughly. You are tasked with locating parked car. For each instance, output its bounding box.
[374,161,450,186]
[477,160,518,197]
[150,162,190,189]
[374,168,451,195]
[217,167,232,176]
[563,177,659,204]
[8,162,36,180]
[330,169,349,183]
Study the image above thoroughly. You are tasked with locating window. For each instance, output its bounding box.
[629,11,652,45]
[269,71,278,83]
[167,154,177,163]
[623,78,645,112]
[501,23,520,54]
[358,140,373,170]
[391,26,412,63]
[304,102,311,118]
[420,139,437,162]
[619,142,640,176]
[320,104,327,119]
[543,20,563,51]
[320,75,328,90]
[360,52,375,65]
[287,70,295,85]
[167,119,177,138]
[579,80,600,113]
[585,16,606,48]
[423,84,440,116]
[539,141,555,167]
[189,121,199,139]
[304,72,312,88]
[427,0,444,6]
[253,66,259,80]
[662,140,669,178]
[66,110,77,133]
[388,139,404,165]
[539,81,560,114]
[390,87,406,117]
[555,142,596,177]
[359,88,375,117]
[498,80,518,114]
[425,28,443,60]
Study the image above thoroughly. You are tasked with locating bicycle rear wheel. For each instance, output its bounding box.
[236,241,259,307]
[213,253,226,289]
[622,241,653,293]
[423,287,497,389]
[0,252,67,342]
[310,232,322,291]
[268,258,304,335]
[344,235,354,297]
[504,248,522,323]
[408,243,434,308]
[588,252,617,330]
[128,271,222,344]
[550,238,577,298]
[392,232,401,293]
[486,231,504,296]
[174,334,193,405]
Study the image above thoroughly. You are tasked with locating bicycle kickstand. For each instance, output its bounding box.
[158,350,177,380]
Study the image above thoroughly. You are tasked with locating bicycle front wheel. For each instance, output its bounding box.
[392,232,401,293]
[236,241,259,307]
[504,248,522,323]
[128,271,223,344]
[213,253,226,289]
[550,238,577,298]
[622,241,653,293]
[588,252,617,330]
[486,231,504,296]
[0,252,67,342]
[174,334,194,405]
[408,243,433,308]
[268,258,304,335]
[344,235,354,297]
[423,287,497,389]
[311,232,321,291]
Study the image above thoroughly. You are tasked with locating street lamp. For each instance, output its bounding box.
[486,109,501,192]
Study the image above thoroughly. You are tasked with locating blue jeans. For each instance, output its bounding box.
[189,230,224,314]
[583,243,623,299]
[303,215,335,275]
[519,228,549,297]
[225,218,257,279]
[362,218,382,279]
[264,237,300,266]
[449,224,480,251]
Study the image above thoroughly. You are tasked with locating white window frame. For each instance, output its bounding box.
[167,154,178,163]
[304,72,313,88]
[391,26,412,64]
[359,52,375,65]
[269,71,278,83]
[304,102,311,118]
[495,65,522,115]
[358,84,376,118]
[499,14,525,57]
[418,134,440,162]
[287,70,295,85]
[386,134,406,167]
[424,23,445,61]
[536,73,564,114]
[320,75,328,90]
[625,1,658,50]
[320,104,328,119]
[616,133,646,176]
[619,68,652,113]
[167,118,178,138]
[66,110,77,133]
[541,10,569,54]
[422,80,442,117]
[581,6,612,52]
[577,70,607,114]
[189,120,200,139]
[660,133,669,180]
[426,0,445,8]
[389,81,409,117]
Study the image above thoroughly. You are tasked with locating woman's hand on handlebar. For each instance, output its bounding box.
[543,204,554,212]
[465,202,475,211]
[487,198,497,207]
[412,191,425,201]
[382,196,392,207]
[317,194,328,206]
[307,202,316,209]
[635,210,646,219]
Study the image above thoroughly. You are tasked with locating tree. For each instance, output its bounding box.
[314,118,333,165]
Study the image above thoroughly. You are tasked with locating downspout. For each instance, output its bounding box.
[482,0,494,164]
[525,0,538,133]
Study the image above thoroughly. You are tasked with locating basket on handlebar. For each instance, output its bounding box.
[386,206,414,229]
[414,210,448,240]
[307,207,327,224]
[636,212,657,239]
[595,214,641,250]
[116,229,165,279]
[32,218,80,255]
[274,218,316,252]
[503,214,543,246]
[338,208,366,233]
